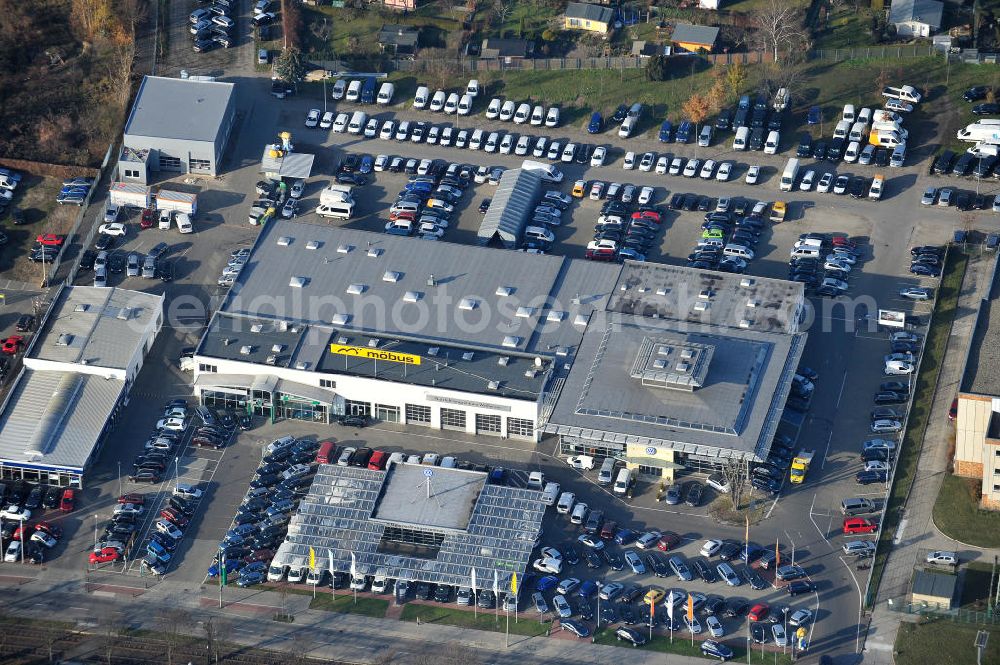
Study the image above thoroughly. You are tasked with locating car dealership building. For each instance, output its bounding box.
[193,220,805,481]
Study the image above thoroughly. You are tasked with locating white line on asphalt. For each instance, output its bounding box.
[820,430,833,470]
[835,371,848,409]
[764,495,780,519]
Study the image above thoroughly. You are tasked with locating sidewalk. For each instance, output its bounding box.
[862,250,998,662]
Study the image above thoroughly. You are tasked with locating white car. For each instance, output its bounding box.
[4,541,20,562]
[715,162,732,181]
[174,483,203,500]
[305,109,320,128]
[500,134,515,155]
[484,132,500,153]
[683,159,701,177]
[700,539,723,557]
[772,624,788,648]
[155,520,183,540]
[114,502,144,516]
[884,360,914,375]
[0,505,30,521]
[156,417,186,432]
[532,557,562,574]
[639,152,655,172]
[418,223,445,238]
[789,609,814,627]
[319,111,334,129]
[98,223,127,237]
[817,172,834,193]
[700,159,716,179]
[547,141,562,160]
[561,143,576,163]
[799,170,815,191]
[865,460,890,472]
[669,158,683,175]
[745,165,760,184]
[379,120,395,140]
[290,180,305,199]
[30,531,57,549]
[532,136,548,158]
[374,154,388,172]
[885,98,914,113]
[591,146,607,167]
[638,186,654,205]
[515,135,532,156]
[364,118,379,138]
[623,151,636,170]
[655,156,669,174]
[332,113,349,133]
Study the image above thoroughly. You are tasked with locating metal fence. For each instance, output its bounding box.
[810,45,936,61]
[59,141,118,288]
[887,599,1000,625]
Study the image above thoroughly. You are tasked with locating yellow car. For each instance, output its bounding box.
[644,588,665,605]
[572,179,586,198]
[770,200,787,223]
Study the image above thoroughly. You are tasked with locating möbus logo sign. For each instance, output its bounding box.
[329,344,422,366]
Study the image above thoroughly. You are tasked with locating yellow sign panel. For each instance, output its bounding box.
[329,344,421,366]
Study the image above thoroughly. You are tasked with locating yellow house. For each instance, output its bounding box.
[564,2,615,35]
[671,23,719,53]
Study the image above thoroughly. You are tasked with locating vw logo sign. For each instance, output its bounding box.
[645,446,657,456]
[423,469,434,477]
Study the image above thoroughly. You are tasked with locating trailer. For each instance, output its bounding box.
[156,190,198,216]
[109,182,151,209]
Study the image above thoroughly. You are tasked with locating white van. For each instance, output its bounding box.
[376,82,394,105]
[175,212,193,234]
[444,92,460,114]
[514,103,531,124]
[527,471,545,490]
[457,94,473,115]
[698,125,713,147]
[780,158,800,191]
[545,107,560,127]
[347,111,367,135]
[833,120,851,140]
[598,458,616,485]
[331,79,346,100]
[724,244,754,259]
[430,90,447,112]
[413,86,429,109]
[345,80,361,102]
[486,98,502,119]
[530,105,545,126]
[733,126,749,151]
[844,141,861,162]
[541,482,561,506]
[618,117,636,138]
[790,247,821,259]
[469,129,484,150]
[520,159,563,182]
[466,79,479,97]
[524,226,555,244]
[764,130,780,154]
[842,104,856,123]
[613,468,632,495]
[849,122,867,143]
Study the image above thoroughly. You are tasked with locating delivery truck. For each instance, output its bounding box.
[957,120,1000,143]
[779,158,800,192]
[109,182,151,209]
[155,190,198,216]
[789,451,815,484]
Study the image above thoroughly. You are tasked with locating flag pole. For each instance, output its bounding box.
[218,548,225,608]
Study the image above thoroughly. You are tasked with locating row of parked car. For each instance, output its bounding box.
[384,165,468,240]
[0,478,75,565]
[788,234,863,298]
[584,197,662,263]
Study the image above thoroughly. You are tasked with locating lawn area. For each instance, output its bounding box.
[896,621,999,665]
[301,4,460,60]
[814,5,879,51]
[960,562,996,610]
[308,593,389,617]
[867,248,969,607]
[399,604,548,636]
[722,0,809,11]
[493,0,561,43]
[934,475,1000,549]
[593,627,794,663]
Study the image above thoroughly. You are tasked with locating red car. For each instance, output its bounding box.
[89,546,121,564]
[243,548,274,564]
[949,398,958,421]
[657,531,682,551]
[843,517,878,535]
[35,234,66,247]
[1,335,24,355]
[389,210,416,222]
[160,508,189,528]
[11,524,32,541]
[34,521,62,539]
[140,208,155,229]
[632,210,661,223]
[831,237,857,248]
[118,493,145,505]
[60,488,75,512]
[585,248,616,261]
[748,603,770,622]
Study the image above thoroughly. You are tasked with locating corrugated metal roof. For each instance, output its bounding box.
[0,369,124,472]
[260,147,315,179]
[671,23,720,47]
[477,168,543,249]
[565,2,614,23]
[124,76,234,144]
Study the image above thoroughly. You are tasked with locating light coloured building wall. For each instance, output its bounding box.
[955,394,993,474]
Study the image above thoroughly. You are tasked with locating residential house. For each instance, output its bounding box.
[699,0,721,8]
[888,0,944,38]
[564,2,615,35]
[480,38,534,60]
[378,24,419,58]
[380,0,416,11]
[671,23,720,53]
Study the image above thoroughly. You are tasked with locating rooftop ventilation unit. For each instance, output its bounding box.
[74,304,89,313]
[502,336,521,348]
[250,323,264,333]
[680,348,694,359]
[383,271,401,283]
[336,336,349,344]
[240,345,253,355]
[271,344,285,353]
[116,307,131,320]
[458,297,479,311]
[653,359,666,369]
[675,362,690,373]
[638,287,648,293]
[746,299,759,308]
[295,361,310,370]
[427,274,436,287]
[657,345,670,356]
[332,313,351,326]
[693,301,709,312]
[277,236,292,246]
[56,333,73,346]
[555,346,570,357]
[739,319,752,328]
[337,244,353,254]
[289,276,306,288]
[403,291,422,303]
[656,288,668,296]
[698,289,712,300]
[462,352,474,361]
[619,284,628,291]
[427,347,439,356]
[306,240,320,250]
[367,247,383,258]
[487,381,500,391]
[546,310,565,322]
[495,286,513,297]
[740,278,754,288]
[368,339,379,348]
[346,283,366,295]
[524,368,539,378]
[515,306,534,318]
[573,314,588,327]
[498,356,510,366]
[266,354,277,365]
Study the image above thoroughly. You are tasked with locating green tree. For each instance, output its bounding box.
[645,55,670,81]
[274,46,306,83]
[725,62,746,99]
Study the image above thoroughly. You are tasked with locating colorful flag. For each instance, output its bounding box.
[328,549,334,575]
[471,567,477,592]
[775,538,781,569]
[745,515,750,559]
[667,595,674,621]
[687,594,694,621]
[220,551,227,587]
[309,547,316,571]
[510,572,518,594]
[493,569,499,597]
[649,600,655,618]
[350,551,357,578]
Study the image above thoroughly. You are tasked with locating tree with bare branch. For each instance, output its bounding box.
[751,0,808,64]
[493,0,514,28]
[721,457,750,511]
[160,608,192,665]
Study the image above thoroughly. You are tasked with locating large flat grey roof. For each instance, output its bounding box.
[124,76,234,144]
[30,286,162,370]
[0,369,124,472]
[275,464,545,589]
[962,258,1000,396]
[371,464,486,532]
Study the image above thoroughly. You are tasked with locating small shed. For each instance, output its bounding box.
[889,0,943,38]
[911,569,958,610]
[480,38,534,60]
[671,23,720,53]
[378,25,419,57]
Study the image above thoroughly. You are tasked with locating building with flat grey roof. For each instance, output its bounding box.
[273,462,544,589]
[0,286,163,487]
[118,75,236,182]
[193,220,804,479]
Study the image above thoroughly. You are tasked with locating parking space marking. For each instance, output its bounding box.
[835,371,848,409]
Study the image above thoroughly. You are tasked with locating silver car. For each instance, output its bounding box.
[127,253,141,277]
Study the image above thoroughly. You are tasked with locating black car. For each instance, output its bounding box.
[723,598,749,618]
[750,622,769,644]
[953,153,975,176]
[964,86,991,102]
[619,602,636,625]
[611,104,629,123]
[647,552,670,577]
[856,470,888,485]
[338,415,370,428]
[955,190,973,210]
[80,250,97,271]
[601,604,617,624]
[584,548,603,569]
[796,133,813,157]
[24,485,44,510]
[239,413,253,430]
[42,485,61,509]
[849,176,868,198]
[157,260,174,282]
[584,509,604,534]
[15,315,34,332]
[874,391,906,405]
[827,137,845,161]
[478,198,491,214]
[684,481,704,506]
[812,141,827,160]
[752,476,782,494]
[718,542,742,561]
[973,103,1000,115]
[743,567,769,590]
[874,148,890,167]
[932,150,956,174]
[334,172,366,186]
[693,557,717,583]
[602,548,624,570]
[787,580,817,596]
[433,584,451,603]
[576,143,593,164]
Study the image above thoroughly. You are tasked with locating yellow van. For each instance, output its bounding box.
[770,201,787,222]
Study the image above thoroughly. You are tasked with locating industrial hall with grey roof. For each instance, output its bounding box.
[193,219,806,480]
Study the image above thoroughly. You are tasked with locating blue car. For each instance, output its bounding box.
[207,558,241,578]
[614,528,637,545]
[488,467,505,484]
[236,570,265,587]
[807,106,821,125]
[856,470,888,485]
[658,120,673,142]
[587,112,603,134]
[577,579,598,598]
[359,155,374,174]
[536,575,559,592]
